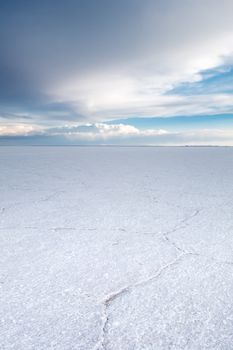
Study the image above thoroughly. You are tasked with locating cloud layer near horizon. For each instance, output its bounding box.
[1,122,233,146]
[1,0,233,144]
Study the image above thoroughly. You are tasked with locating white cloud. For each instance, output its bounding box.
[50,123,233,146]
[2,0,233,126]
[181,129,233,145]
[0,124,44,137]
[1,121,233,146]
[47,0,233,120]
[54,123,168,141]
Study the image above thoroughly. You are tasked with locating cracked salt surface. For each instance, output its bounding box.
[1,146,233,349]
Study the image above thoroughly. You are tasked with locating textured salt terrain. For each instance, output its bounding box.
[0,146,233,349]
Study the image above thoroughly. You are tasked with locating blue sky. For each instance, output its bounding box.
[1,0,233,145]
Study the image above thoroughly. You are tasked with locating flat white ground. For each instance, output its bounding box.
[1,146,233,349]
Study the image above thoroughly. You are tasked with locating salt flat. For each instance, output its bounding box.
[1,146,233,350]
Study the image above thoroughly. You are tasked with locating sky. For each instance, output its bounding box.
[1,0,233,145]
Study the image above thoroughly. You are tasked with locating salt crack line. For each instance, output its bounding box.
[165,209,200,236]
[163,209,201,254]
[94,253,190,350]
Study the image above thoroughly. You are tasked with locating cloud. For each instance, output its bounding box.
[0,121,169,142]
[1,120,233,146]
[0,122,167,140]
[56,123,168,140]
[51,123,233,145]
[1,0,233,124]
[0,124,44,137]
[182,129,233,145]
